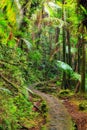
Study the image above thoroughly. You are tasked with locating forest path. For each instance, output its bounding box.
[32,89,73,130]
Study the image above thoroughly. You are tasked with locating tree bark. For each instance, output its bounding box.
[77,36,82,73]
[62,0,66,89]
[80,41,86,93]
[67,29,71,66]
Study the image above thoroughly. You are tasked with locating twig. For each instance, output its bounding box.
[33,105,42,113]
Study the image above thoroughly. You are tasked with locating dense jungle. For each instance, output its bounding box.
[0,0,87,130]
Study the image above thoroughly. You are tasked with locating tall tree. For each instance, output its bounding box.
[77,0,87,93]
[62,0,67,89]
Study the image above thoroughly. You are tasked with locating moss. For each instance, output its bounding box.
[79,102,87,111]
[41,125,47,130]
[58,89,74,98]
[72,120,78,130]
[40,100,48,118]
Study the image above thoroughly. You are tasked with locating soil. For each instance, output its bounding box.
[62,97,87,130]
[30,88,87,130]
[32,89,73,130]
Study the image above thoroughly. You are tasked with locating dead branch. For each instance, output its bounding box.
[29,77,59,88]
[29,77,59,89]
[0,72,35,95]
[0,73,19,91]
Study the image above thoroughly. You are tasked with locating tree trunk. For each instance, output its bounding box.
[80,41,86,93]
[62,0,66,89]
[66,29,71,89]
[67,29,71,66]
[55,27,60,59]
[76,0,87,94]
[77,36,82,73]
[55,27,60,44]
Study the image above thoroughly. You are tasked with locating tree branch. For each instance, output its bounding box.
[0,73,34,95]
[0,73,19,91]
[29,77,59,88]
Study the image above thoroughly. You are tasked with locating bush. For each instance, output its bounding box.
[79,102,87,111]
[58,89,74,98]
[0,91,19,130]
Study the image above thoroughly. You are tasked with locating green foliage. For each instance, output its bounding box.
[71,72,81,81]
[0,0,87,128]
[79,101,87,111]
[56,81,61,86]
[58,89,74,98]
[41,125,47,130]
[44,2,61,17]
[29,50,42,65]
[56,60,73,75]
[0,92,19,130]
[0,43,36,129]
[0,89,35,129]
[14,94,33,119]
[56,60,81,81]
[0,10,10,44]
[21,38,32,50]
[80,5,87,15]
[40,101,48,115]
[0,0,20,46]
[0,44,27,89]
[0,0,16,25]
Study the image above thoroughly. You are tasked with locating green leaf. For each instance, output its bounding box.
[71,72,81,81]
[0,88,11,94]
[44,2,61,17]
[56,60,73,74]
[48,2,61,9]
[80,5,87,15]
[8,39,16,47]
[21,38,32,50]
[56,60,81,81]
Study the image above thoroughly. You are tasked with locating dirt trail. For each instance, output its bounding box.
[32,89,73,130]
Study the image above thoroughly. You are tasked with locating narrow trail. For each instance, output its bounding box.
[32,89,73,130]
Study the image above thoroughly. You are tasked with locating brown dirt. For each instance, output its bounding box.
[30,88,87,130]
[63,97,87,130]
[32,89,73,130]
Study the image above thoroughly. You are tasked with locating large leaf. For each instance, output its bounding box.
[44,2,61,17]
[71,72,81,81]
[21,38,32,50]
[48,2,61,9]
[56,60,73,74]
[56,60,81,81]
[80,5,87,15]
[0,88,12,94]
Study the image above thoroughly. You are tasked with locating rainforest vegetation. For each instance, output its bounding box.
[0,0,87,130]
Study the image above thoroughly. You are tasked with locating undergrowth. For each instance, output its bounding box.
[0,44,47,129]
